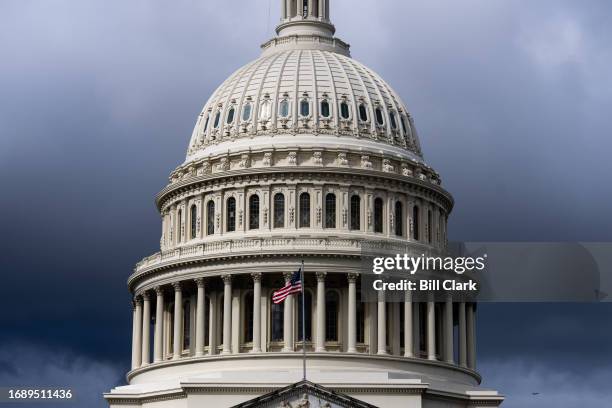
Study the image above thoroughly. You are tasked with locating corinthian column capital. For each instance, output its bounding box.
[172,281,182,291]
[221,274,232,285]
[194,278,205,288]
[347,273,359,283]
[316,271,327,282]
[251,272,263,282]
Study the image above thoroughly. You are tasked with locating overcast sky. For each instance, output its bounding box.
[1,1,611,407]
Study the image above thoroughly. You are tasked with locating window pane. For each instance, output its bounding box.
[359,104,368,121]
[213,111,221,128]
[401,115,408,134]
[297,292,312,342]
[299,193,310,228]
[244,292,254,343]
[374,198,383,233]
[177,210,182,243]
[300,100,310,117]
[249,195,260,230]
[203,116,210,132]
[375,108,384,125]
[274,193,285,228]
[340,102,350,119]
[226,107,235,124]
[259,101,271,120]
[227,198,236,232]
[242,103,252,121]
[413,205,420,240]
[325,193,336,228]
[207,201,215,235]
[279,100,290,117]
[350,195,360,230]
[271,301,284,342]
[395,201,403,236]
[190,205,197,239]
[390,112,397,129]
[325,291,339,342]
[321,100,330,118]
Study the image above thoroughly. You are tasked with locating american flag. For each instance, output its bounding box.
[272,268,302,304]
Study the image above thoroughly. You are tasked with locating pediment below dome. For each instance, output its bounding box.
[231,380,378,408]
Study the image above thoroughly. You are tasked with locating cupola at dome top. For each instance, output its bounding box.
[276,0,335,37]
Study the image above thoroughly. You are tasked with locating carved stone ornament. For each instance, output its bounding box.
[382,159,394,173]
[239,153,251,168]
[288,151,297,165]
[361,155,372,169]
[313,151,323,166]
[218,157,230,171]
[337,152,349,166]
[289,207,295,223]
[263,152,273,166]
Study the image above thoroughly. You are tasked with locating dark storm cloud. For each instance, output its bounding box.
[0,0,611,406]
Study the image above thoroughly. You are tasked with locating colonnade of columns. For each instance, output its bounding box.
[130,273,477,372]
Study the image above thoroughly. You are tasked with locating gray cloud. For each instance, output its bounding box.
[0,0,610,405]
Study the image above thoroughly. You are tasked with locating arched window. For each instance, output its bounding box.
[427,209,433,243]
[249,195,260,230]
[389,111,398,130]
[259,100,271,120]
[297,291,312,342]
[213,111,221,128]
[270,299,284,342]
[274,193,285,228]
[243,292,254,343]
[358,104,368,122]
[299,192,310,228]
[374,197,384,233]
[242,102,252,121]
[226,197,236,232]
[325,193,336,229]
[226,107,235,124]
[279,100,290,118]
[350,195,361,230]
[320,100,330,118]
[177,209,183,243]
[190,204,197,239]
[413,205,420,240]
[206,200,215,235]
[300,99,310,117]
[375,107,384,126]
[340,101,350,119]
[395,201,403,237]
[325,291,339,342]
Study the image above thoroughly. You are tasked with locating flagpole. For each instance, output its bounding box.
[300,260,306,381]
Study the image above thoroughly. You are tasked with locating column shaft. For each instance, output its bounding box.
[403,291,413,357]
[459,302,467,367]
[377,291,387,355]
[444,295,454,363]
[283,272,295,352]
[222,275,232,354]
[252,273,262,352]
[427,301,436,360]
[195,279,205,357]
[467,303,477,369]
[315,272,326,352]
[141,293,151,365]
[347,274,357,353]
[172,283,183,360]
[131,299,143,369]
[154,288,164,362]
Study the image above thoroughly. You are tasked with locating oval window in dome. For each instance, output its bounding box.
[389,111,397,130]
[340,101,350,119]
[259,100,271,120]
[358,104,368,122]
[375,107,384,126]
[320,100,330,118]
[242,103,252,121]
[226,107,235,124]
[279,100,290,118]
[300,99,310,117]
[213,111,221,128]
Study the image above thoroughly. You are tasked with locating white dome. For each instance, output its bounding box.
[186,44,424,166]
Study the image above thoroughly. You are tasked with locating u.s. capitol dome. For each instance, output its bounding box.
[105,1,503,407]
